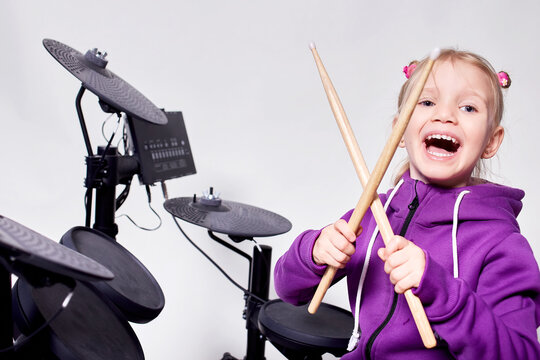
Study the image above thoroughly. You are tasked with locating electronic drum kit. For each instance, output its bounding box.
[0,39,354,360]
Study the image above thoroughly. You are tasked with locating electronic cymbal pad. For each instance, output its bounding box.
[0,215,114,282]
[164,190,292,238]
[42,38,167,125]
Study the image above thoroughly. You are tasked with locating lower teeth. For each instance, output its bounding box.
[427,150,453,157]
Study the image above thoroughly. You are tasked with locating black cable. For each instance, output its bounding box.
[172,216,267,304]
[101,113,126,150]
[85,187,93,227]
[116,185,162,231]
[0,286,76,354]
[122,122,129,154]
[101,113,116,143]
[99,113,122,158]
[115,181,132,210]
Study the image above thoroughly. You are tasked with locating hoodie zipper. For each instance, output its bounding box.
[365,180,420,359]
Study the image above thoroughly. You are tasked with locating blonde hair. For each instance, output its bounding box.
[393,49,506,184]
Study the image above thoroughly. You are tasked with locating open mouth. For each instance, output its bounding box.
[424,134,460,157]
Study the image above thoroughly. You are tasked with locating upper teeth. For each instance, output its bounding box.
[426,134,458,143]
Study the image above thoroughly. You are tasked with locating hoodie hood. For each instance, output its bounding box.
[386,171,523,230]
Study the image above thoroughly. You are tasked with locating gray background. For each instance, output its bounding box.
[2,1,539,358]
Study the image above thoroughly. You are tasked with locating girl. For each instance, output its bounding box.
[274,49,540,359]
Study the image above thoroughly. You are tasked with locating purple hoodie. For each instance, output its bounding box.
[274,172,540,359]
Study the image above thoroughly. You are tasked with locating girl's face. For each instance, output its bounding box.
[400,59,504,188]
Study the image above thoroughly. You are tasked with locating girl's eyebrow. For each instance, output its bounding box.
[460,89,488,104]
[420,86,437,93]
[420,86,488,105]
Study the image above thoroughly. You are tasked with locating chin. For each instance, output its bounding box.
[427,177,466,188]
[416,168,469,188]
[425,173,468,188]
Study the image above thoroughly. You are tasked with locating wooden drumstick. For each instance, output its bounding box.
[307,43,439,349]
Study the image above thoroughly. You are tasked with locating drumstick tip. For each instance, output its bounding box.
[430,48,441,60]
[309,42,316,50]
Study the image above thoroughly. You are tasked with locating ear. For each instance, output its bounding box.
[482,125,504,159]
[393,116,406,148]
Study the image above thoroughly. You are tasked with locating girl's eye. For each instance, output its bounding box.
[419,100,434,107]
[460,105,477,113]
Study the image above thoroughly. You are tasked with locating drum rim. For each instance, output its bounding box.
[12,278,145,360]
[258,299,353,353]
[60,226,165,323]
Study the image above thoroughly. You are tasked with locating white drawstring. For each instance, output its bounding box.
[347,179,404,351]
[347,185,470,352]
[452,190,470,279]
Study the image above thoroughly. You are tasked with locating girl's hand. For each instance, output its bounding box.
[313,219,356,268]
[377,235,426,294]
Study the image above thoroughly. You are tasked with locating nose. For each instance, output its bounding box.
[433,102,457,124]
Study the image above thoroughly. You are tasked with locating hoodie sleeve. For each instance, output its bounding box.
[274,228,330,305]
[274,210,355,305]
[414,232,540,359]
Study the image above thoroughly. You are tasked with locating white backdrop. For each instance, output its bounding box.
[1,1,539,359]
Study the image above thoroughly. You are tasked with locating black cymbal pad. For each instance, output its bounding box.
[0,215,114,282]
[43,38,167,125]
[164,197,292,238]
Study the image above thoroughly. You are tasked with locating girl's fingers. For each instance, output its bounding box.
[384,248,409,274]
[327,247,351,268]
[313,220,357,266]
[393,273,419,294]
[383,241,426,291]
[387,260,411,284]
[377,247,386,261]
[334,219,357,243]
[330,233,356,256]
[316,244,351,268]
[380,235,407,260]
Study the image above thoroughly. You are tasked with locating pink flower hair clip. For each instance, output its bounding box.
[403,61,418,79]
[498,71,511,89]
